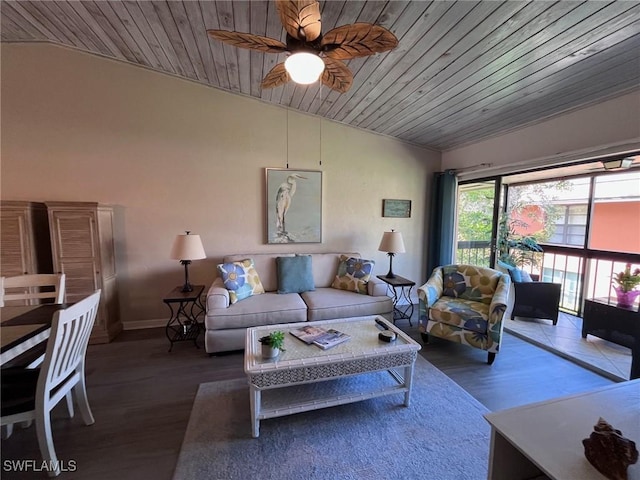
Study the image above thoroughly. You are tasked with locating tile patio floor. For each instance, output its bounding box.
[504,312,632,382]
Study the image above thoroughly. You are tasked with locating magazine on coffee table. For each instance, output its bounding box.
[290,326,351,349]
[312,329,351,350]
[289,325,330,344]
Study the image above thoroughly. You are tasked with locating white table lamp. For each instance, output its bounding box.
[378,230,406,279]
[170,231,206,292]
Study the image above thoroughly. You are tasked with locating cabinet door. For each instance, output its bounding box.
[0,209,32,276]
[49,210,101,299]
[60,261,101,302]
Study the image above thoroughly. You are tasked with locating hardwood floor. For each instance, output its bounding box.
[1,315,614,480]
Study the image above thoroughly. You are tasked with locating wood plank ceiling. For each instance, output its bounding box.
[2,1,639,151]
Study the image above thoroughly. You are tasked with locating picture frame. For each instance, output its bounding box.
[382,199,411,218]
[266,168,322,244]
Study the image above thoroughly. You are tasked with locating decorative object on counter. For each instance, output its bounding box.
[259,331,286,359]
[582,417,638,480]
[378,230,405,279]
[612,263,640,308]
[170,231,206,292]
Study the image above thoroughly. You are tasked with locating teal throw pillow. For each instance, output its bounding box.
[276,255,315,294]
[496,260,514,273]
[520,270,533,282]
[509,268,523,283]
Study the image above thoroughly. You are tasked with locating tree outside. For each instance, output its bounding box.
[456,180,571,268]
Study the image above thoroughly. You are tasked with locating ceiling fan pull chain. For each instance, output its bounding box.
[286,107,289,169]
[319,85,322,167]
[319,117,322,167]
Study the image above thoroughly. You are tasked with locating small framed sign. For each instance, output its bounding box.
[382,199,411,218]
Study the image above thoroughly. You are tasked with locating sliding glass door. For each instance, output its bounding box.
[455,179,501,267]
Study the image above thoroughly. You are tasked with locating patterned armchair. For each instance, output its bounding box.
[418,265,511,364]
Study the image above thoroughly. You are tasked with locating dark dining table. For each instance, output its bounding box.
[0,304,69,366]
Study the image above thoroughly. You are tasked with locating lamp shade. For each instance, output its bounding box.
[170,232,206,260]
[378,230,406,254]
[284,52,325,84]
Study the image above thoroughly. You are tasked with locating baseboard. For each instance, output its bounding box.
[123,318,167,330]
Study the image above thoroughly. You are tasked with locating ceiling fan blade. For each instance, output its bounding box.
[276,0,322,42]
[261,63,290,89]
[207,30,287,53]
[321,57,353,93]
[321,23,398,60]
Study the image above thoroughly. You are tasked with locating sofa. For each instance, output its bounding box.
[204,252,393,353]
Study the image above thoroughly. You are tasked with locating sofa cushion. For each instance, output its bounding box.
[331,255,375,295]
[276,255,315,294]
[224,253,293,292]
[301,287,392,321]
[217,258,265,304]
[205,292,307,330]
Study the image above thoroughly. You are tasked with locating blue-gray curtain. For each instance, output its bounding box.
[427,169,458,274]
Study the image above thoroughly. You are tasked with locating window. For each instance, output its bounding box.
[549,204,587,246]
[506,178,589,247]
[590,171,640,254]
[503,168,639,315]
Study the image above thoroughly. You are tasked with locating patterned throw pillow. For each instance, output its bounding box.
[217,258,265,304]
[331,255,375,295]
[442,266,467,298]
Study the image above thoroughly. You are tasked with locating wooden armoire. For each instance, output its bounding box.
[46,202,122,344]
[0,201,53,277]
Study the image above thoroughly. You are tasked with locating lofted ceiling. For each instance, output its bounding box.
[1,1,639,151]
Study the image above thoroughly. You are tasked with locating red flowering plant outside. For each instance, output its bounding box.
[612,264,640,293]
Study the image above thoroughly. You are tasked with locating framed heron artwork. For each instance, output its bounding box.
[265,168,322,244]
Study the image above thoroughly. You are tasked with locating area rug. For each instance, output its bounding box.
[173,355,490,480]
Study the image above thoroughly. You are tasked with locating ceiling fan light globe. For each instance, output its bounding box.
[284,52,325,84]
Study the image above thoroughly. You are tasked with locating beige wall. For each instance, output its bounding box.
[442,90,640,178]
[1,43,439,327]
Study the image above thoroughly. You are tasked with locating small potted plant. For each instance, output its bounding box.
[259,330,286,359]
[612,263,640,308]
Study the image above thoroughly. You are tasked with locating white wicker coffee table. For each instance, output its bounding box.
[245,315,421,437]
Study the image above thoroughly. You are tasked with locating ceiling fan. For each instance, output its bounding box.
[207,0,398,93]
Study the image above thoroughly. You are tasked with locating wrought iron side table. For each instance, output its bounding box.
[376,274,415,325]
[163,284,205,352]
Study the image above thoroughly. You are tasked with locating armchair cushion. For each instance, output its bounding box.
[429,297,489,334]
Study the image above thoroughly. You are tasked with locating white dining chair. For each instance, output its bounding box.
[1,274,66,306]
[1,274,67,369]
[1,290,100,477]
